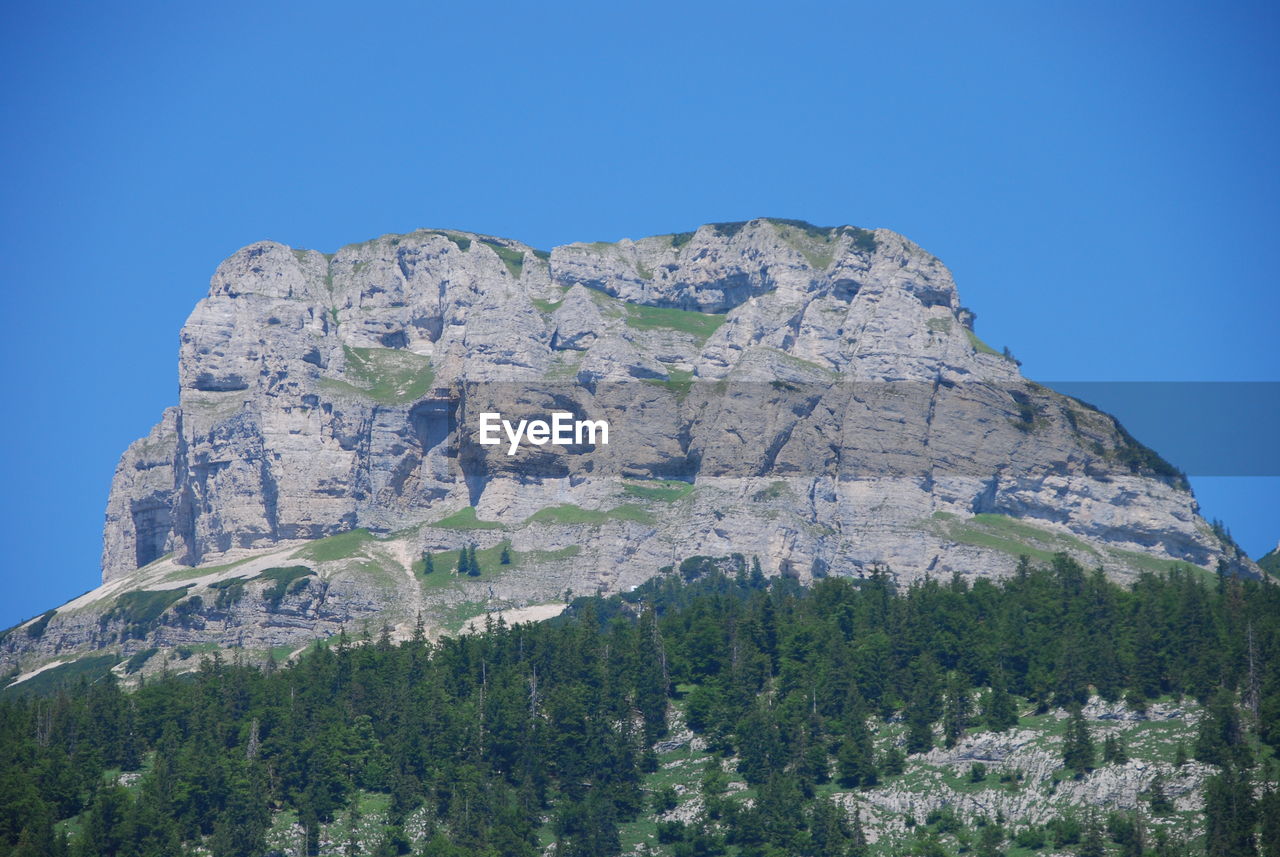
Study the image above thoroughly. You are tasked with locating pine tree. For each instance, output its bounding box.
[905,656,943,754]
[77,784,133,857]
[799,728,831,785]
[423,552,435,574]
[500,545,512,565]
[300,801,321,856]
[1260,787,1280,857]
[837,708,878,788]
[943,673,971,748]
[1103,733,1129,764]
[1054,619,1091,706]
[1062,706,1095,776]
[210,761,269,857]
[1197,689,1250,768]
[880,746,906,776]
[976,823,1005,857]
[1146,773,1173,815]
[905,683,936,755]
[1205,765,1258,857]
[849,808,869,857]
[735,704,780,785]
[983,670,1020,732]
[808,797,853,857]
[343,799,362,857]
[467,544,480,577]
[1122,812,1146,857]
[1079,814,1106,857]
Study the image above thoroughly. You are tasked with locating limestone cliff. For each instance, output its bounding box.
[101,219,1228,581]
[0,219,1252,681]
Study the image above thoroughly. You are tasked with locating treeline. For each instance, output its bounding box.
[0,554,1277,857]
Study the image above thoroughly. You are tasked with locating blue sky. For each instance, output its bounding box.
[0,1,1275,628]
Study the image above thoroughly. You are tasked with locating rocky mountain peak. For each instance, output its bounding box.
[98,217,1222,590]
[0,217,1250,683]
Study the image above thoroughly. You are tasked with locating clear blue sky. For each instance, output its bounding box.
[0,1,1275,628]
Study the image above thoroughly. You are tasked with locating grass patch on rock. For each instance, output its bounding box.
[480,239,526,278]
[321,346,434,404]
[124,648,159,674]
[416,542,515,580]
[643,367,695,399]
[965,328,1002,357]
[623,480,694,503]
[624,303,726,341]
[525,503,654,527]
[769,218,838,270]
[109,588,191,635]
[295,528,374,563]
[429,507,505,530]
[258,566,315,609]
[934,513,1094,564]
[2,654,121,698]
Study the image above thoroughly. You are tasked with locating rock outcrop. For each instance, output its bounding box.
[0,218,1252,678]
[101,219,1233,584]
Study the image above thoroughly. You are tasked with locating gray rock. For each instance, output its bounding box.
[103,219,1246,585]
[3,218,1254,675]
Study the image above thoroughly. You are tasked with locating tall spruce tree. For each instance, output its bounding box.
[1205,765,1258,857]
[837,696,878,788]
[983,669,1020,732]
[1062,706,1095,776]
[943,673,972,748]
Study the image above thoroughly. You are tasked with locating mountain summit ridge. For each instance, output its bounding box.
[106,217,1216,579]
[0,218,1251,681]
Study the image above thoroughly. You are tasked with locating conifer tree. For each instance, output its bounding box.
[1062,706,1095,776]
[1205,765,1258,857]
[837,705,878,788]
[880,746,906,776]
[1260,787,1280,857]
[799,717,831,784]
[343,799,362,857]
[943,673,972,748]
[976,823,1005,857]
[1103,733,1128,764]
[1146,773,1173,815]
[905,682,936,755]
[1197,689,1250,768]
[1079,813,1106,857]
[809,797,851,857]
[849,811,869,857]
[983,669,1020,732]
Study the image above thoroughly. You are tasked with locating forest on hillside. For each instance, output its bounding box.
[1,554,1277,857]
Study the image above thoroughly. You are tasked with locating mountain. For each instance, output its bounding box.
[0,218,1253,685]
[1260,543,1280,577]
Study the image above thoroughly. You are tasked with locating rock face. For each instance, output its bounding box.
[99,219,1237,587]
[2,218,1258,679]
[842,696,1211,844]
